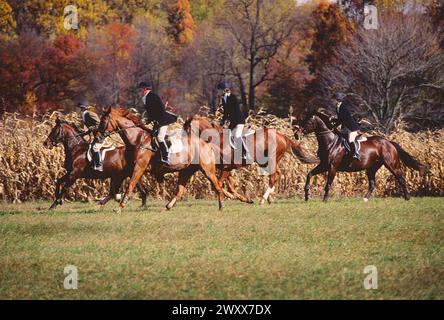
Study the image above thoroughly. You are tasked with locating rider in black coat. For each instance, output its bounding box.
[217,81,250,161]
[332,93,360,160]
[138,82,177,164]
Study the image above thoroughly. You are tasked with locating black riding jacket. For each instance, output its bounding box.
[221,94,245,129]
[143,91,177,126]
[336,101,360,132]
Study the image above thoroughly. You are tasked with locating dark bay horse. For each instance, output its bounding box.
[43,118,148,210]
[301,112,430,202]
[184,116,319,205]
[96,107,225,213]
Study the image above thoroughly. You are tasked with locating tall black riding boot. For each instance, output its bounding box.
[159,141,170,165]
[93,151,103,171]
[350,141,360,160]
[241,138,252,161]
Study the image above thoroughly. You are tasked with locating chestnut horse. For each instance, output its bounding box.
[183,116,319,205]
[301,112,430,202]
[43,118,148,210]
[96,107,225,213]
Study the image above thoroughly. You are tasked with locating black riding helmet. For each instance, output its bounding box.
[77,101,89,109]
[217,80,230,91]
[332,92,345,102]
[138,81,152,89]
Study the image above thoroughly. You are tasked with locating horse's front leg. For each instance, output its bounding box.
[304,164,326,201]
[323,166,337,203]
[117,154,151,213]
[49,174,68,210]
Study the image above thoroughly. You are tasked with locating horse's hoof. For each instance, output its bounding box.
[219,201,225,210]
[363,198,369,202]
[259,198,266,206]
[166,198,177,210]
[140,205,148,210]
[247,199,254,204]
[114,207,122,214]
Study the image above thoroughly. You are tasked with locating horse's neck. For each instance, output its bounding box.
[117,118,145,146]
[63,126,86,155]
[316,122,336,149]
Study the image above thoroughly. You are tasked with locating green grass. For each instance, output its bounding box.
[0,197,443,299]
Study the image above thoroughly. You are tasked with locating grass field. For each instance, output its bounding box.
[0,197,443,299]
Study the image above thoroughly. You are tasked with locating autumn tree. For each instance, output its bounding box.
[0,32,88,113]
[86,23,137,106]
[130,17,175,107]
[218,0,300,112]
[167,0,196,45]
[317,13,444,132]
[306,1,356,76]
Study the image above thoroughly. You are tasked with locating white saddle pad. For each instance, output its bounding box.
[87,145,116,162]
[168,137,183,154]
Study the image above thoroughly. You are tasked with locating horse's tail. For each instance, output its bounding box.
[285,136,319,164]
[391,141,430,175]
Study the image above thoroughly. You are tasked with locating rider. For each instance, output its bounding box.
[217,80,250,160]
[77,101,104,171]
[138,82,177,165]
[331,93,360,160]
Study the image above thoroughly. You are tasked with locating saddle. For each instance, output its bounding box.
[86,144,115,162]
[337,131,367,154]
[150,129,183,155]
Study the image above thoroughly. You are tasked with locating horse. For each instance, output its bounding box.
[300,111,430,202]
[183,116,319,205]
[43,118,148,210]
[95,107,225,213]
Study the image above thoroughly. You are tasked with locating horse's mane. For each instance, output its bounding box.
[183,115,220,132]
[59,120,83,134]
[110,107,145,126]
[311,109,335,130]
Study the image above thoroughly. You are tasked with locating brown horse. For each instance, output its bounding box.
[43,118,148,210]
[183,116,319,204]
[300,112,430,202]
[96,107,225,213]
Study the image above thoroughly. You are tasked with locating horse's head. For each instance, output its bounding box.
[301,109,334,135]
[183,116,220,142]
[44,117,65,149]
[97,106,118,140]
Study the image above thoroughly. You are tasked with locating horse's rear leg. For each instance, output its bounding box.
[260,170,280,206]
[364,164,382,202]
[136,182,148,210]
[304,164,326,201]
[166,167,197,210]
[220,170,253,203]
[98,177,123,207]
[323,167,337,203]
[200,164,225,210]
[383,161,410,200]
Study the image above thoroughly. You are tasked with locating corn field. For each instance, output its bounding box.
[0,110,442,203]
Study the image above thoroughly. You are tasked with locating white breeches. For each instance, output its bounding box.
[92,142,103,152]
[348,131,358,143]
[157,126,168,143]
[232,124,244,139]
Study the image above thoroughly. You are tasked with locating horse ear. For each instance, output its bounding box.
[104,106,111,114]
[56,117,61,124]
